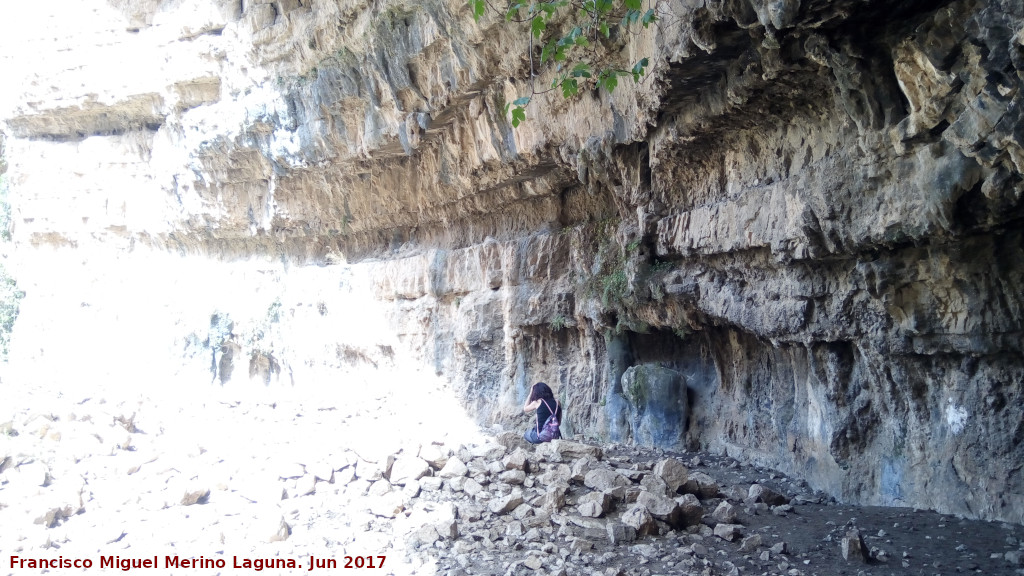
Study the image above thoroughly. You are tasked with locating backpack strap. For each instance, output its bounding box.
[540,399,558,424]
[537,398,555,433]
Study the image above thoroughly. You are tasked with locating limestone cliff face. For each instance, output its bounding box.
[1,0,1023,522]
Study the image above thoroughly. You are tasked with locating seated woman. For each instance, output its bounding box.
[523,382,562,444]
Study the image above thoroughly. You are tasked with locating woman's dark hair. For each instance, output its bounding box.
[528,382,555,403]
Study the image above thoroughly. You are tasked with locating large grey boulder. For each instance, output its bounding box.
[653,458,689,493]
[605,365,689,449]
[636,491,684,528]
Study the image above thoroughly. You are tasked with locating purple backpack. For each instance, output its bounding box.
[537,399,561,442]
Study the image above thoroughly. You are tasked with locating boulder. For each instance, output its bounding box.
[523,512,551,529]
[368,479,392,496]
[641,474,669,496]
[542,482,569,512]
[676,493,704,526]
[488,492,524,515]
[714,523,743,541]
[268,517,291,543]
[502,448,529,471]
[438,456,468,478]
[430,502,459,539]
[683,472,720,499]
[748,484,788,506]
[407,525,441,547]
[181,488,210,506]
[522,555,543,570]
[712,501,737,524]
[740,534,762,553]
[499,469,526,485]
[606,522,637,545]
[512,503,535,520]
[653,458,689,493]
[577,491,613,518]
[617,365,689,447]
[539,463,572,485]
[506,521,524,538]
[584,468,632,492]
[570,455,597,483]
[418,444,448,469]
[621,503,657,536]
[636,491,684,528]
[538,440,602,462]
[841,529,870,562]
[495,431,531,452]
[420,476,444,491]
[470,443,506,460]
[335,465,356,486]
[463,478,483,496]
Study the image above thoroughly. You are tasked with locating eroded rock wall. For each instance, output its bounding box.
[1,0,1022,522]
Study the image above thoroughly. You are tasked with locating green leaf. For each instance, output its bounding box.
[513,96,532,106]
[642,8,657,27]
[541,38,556,64]
[469,0,485,20]
[511,107,527,127]
[623,0,642,10]
[596,0,614,14]
[602,74,618,92]
[561,78,579,98]
[631,57,649,81]
[572,62,592,77]
[599,21,610,37]
[531,15,546,37]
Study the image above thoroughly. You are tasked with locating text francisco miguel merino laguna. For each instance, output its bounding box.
[9,554,386,571]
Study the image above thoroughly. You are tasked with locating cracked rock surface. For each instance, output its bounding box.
[1,0,1023,525]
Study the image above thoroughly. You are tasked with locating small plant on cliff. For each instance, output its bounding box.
[468,0,660,126]
[600,268,628,307]
[550,314,568,331]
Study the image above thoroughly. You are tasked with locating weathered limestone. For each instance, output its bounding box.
[584,469,632,493]
[653,458,689,494]
[1,0,1023,525]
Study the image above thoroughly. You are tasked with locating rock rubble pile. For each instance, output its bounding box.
[2,381,1023,576]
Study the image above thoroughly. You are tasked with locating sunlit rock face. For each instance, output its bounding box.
[1,0,1023,523]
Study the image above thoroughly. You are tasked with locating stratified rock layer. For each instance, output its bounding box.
[1,0,1022,522]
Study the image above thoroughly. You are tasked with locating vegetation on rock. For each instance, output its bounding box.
[469,0,659,126]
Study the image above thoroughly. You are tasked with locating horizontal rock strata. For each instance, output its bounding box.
[1,0,1022,523]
